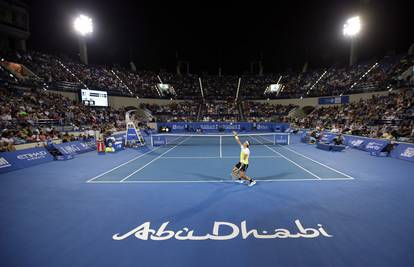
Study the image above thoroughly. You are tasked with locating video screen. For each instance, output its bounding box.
[80,89,108,107]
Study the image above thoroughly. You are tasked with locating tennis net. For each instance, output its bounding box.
[150,133,290,146]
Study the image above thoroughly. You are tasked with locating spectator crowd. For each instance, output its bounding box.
[0,86,125,151]
[201,101,240,122]
[142,102,199,122]
[293,89,414,142]
[243,102,298,122]
[1,50,412,101]
[0,49,413,149]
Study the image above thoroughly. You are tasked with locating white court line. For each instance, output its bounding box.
[224,155,282,158]
[219,136,222,158]
[87,177,353,184]
[250,136,322,180]
[160,156,282,159]
[276,145,355,179]
[87,135,186,183]
[86,146,163,183]
[119,137,191,182]
[261,177,353,182]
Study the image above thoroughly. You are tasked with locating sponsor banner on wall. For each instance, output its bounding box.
[53,140,96,155]
[255,122,289,132]
[343,136,367,150]
[343,135,389,152]
[319,133,337,143]
[363,139,389,153]
[390,143,414,162]
[319,132,391,153]
[0,147,54,174]
[319,132,390,153]
[157,122,290,133]
[318,96,350,105]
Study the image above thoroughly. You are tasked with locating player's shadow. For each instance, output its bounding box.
[182,171,227,181]
[156,182,248,223]
[182,170,296,182]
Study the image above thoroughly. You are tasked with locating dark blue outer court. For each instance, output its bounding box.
[1,139,414,267]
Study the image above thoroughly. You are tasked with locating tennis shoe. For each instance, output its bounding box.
[248,180,256,187]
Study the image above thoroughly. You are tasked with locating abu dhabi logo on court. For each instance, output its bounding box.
[112,220,332,241]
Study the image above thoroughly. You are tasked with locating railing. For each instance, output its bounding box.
[49,81,82,92]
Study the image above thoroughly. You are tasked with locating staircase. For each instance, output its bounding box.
[287,106,306,120]
[55,59,88,89]
[138,107,155,122]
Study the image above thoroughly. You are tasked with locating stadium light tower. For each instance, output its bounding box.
[73,14,93,65]
[343,16,361,66]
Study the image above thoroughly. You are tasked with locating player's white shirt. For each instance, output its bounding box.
[241,145,250,156]
[240,145,250,164]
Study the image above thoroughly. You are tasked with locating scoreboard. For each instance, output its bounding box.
[80,89,108,107]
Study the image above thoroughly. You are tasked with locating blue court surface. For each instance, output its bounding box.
[1,135,414,267]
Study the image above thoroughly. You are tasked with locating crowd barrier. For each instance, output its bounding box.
[156,122,290,133]
[304,131,414,162]
[390,143,414,162]
[318,132,390,153]
[0,139,97,174]
[52,139,97,155]
[0,147,54,174]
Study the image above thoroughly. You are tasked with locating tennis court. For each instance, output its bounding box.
[1,133,414,267]
[87,133,353,183]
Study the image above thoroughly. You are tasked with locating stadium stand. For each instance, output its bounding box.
[141,102,199,122]
[1,49,413,148]
[159,72,201,100]
[201,100,240,122]
[202,75,239,100]
[0,86,125,151]
[293,89,414,142]
[243,102,298,122]
[1,50,412,100]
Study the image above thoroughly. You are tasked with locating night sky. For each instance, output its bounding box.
[28,0,413,74]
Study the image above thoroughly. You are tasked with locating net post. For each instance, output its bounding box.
[287,133,291,145]
[151,134,153,147]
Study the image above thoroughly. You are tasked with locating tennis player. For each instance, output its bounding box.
[232,131,256,187]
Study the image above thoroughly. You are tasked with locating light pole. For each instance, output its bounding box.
[73,14,93,65]
[343,16,361,66]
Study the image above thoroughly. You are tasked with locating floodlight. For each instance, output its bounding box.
[73,15,93,65]
[343,16,361,37]
[74,15,93,36]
